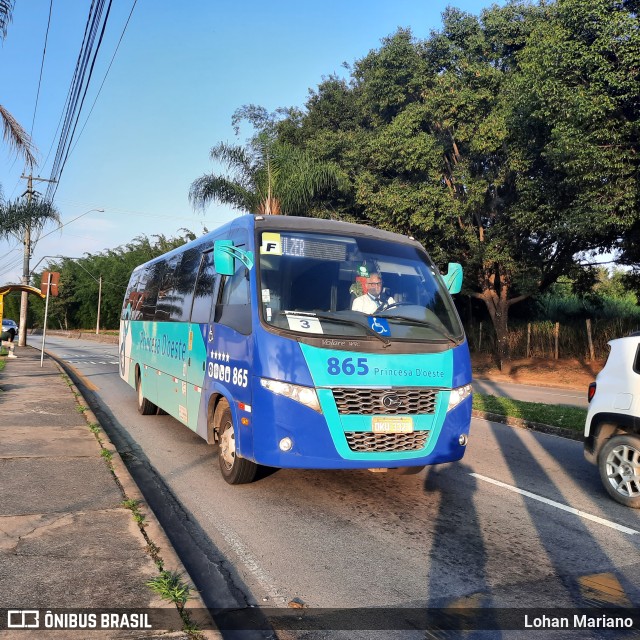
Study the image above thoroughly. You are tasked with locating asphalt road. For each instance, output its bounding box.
[40,336,640,639]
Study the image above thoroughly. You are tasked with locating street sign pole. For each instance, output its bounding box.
[40,272,53,368]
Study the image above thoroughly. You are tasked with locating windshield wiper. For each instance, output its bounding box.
[307,312,391,347]
[380,315,459,346]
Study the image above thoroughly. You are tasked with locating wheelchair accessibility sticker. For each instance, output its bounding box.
[368,316,390,335]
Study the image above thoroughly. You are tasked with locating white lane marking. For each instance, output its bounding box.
[471,473,639,535]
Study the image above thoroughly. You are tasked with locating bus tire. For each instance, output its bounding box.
[136,369,157,415]
[215,400,257,485]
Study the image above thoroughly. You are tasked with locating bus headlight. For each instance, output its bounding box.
[447,384,472,411]
[260,378,322,413]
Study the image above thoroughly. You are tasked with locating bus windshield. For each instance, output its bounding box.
[258,230,464,343]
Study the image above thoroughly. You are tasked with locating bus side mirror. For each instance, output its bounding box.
[214,240,255,275]
[214,240,236,276]
[443,262,463,294]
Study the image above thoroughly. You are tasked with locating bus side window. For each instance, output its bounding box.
[190,250,218,324]
[140,262,163,321]
[167,247,201,322]
[155,255,180,321]
[214,256,251,334]
[122,272,140,319]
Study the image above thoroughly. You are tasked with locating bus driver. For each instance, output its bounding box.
[352,273,395,314]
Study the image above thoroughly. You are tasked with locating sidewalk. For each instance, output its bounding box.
[0,344,218,638]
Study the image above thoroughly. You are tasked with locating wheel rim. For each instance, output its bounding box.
[605,443,640,499]
[220,420,236,470]
[137,378,143,407]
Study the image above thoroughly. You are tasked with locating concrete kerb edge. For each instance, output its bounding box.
[471,409,583,442]
[48,356,219,639]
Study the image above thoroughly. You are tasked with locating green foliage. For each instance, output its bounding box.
[473,394,587,432]
[146,570,192,609]
[267,0,639,367]
[0,1,14,40]
[122,498,146,526]
[466,315,639,359]
[189,107,344,216]
[0,199,60,241]
[536,293,640,323]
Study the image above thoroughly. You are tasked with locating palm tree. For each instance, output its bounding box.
[0,0,14,38]
[0,0,37,169]
[189,132,342,216]
[0,199,60,242]
[1,104,36,169]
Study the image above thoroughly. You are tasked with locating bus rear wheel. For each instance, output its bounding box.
[214,400,257,485]
[136,369,157,415]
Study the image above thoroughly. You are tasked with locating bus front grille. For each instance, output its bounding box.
[331,387,439,415]
[344,431,430,453]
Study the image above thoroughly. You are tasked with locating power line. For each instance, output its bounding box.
[44,0,139,201]
[45,0,111,200]
[29,0,54,139]
[48,0,114,199]
[68,0,138,160]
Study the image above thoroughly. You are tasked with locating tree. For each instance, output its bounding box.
[271,1,639,370]
[0,199,60,242]
[0,0,36,170]
[189,108,344,216]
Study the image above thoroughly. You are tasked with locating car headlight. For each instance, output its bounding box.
[447,384,473,411]
[260,378,322,413]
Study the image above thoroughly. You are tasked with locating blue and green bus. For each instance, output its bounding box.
[119,215,472,484]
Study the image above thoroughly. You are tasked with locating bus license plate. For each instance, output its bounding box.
[372,417,414,433]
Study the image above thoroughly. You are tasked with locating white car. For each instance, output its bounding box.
[1,318,18,341]
[584,333,640,508]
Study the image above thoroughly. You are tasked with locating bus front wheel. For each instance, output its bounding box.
[214,400,257,485]
[136,369,157,415]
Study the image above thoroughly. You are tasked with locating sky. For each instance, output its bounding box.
[0,0,496,285]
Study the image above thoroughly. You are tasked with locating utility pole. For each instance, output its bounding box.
[18,173,57,347]
[96,275,102,334]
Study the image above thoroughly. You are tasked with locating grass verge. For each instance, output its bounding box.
[473,394,587,432]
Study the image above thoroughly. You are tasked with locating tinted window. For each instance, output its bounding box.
[171,247,203,321]
[122,270,141,319]
[137,262,166,321]
[191,250,218,323]
[155,256,180,321]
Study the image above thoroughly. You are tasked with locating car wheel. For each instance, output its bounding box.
[136,370,157,415]
[598,434,640,509]
[215,399,257,485]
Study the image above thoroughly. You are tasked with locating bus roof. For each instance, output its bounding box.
[132,214,422,273]
[254,214,420,245]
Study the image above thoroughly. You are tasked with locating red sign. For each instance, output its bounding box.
[41,271,61,297]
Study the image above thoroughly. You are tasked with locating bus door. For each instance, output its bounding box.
[209,238,254,460]
[186,250,218,432]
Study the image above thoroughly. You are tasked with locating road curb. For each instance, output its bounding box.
[48,353,220,639]
[471,409,583,442]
